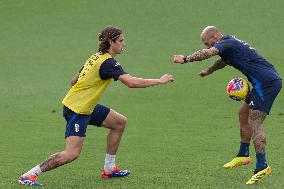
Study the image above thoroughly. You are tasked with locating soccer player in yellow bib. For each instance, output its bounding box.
[18,26,174,187]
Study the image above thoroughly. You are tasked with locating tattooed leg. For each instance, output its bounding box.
[239,103,251,143]
[40,136,84,172]
[40,153,67,172]
[248,110,267,153]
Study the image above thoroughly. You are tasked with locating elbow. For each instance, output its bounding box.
[125,79,141,88]
[120,76,142,88]
[71,79,77,86]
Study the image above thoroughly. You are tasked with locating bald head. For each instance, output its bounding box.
[201,26,220,37]
[201,26,223,48]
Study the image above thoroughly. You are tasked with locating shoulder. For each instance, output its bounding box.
[101,58,122,69]
[103,58,117,65]
[99,58,126,80]
[213,35,235,53]
[217,35,235,44]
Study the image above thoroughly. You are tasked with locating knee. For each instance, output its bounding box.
[116,115,127,131]
[66,151,81,162]
[121,115,127,125]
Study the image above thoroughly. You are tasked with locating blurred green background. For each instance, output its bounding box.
[0,0,283,188]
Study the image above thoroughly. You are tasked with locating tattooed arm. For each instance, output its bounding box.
[199,58,227,77]
[185,47,219,62]
[173,47,219,64]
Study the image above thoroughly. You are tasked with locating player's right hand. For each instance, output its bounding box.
[160,74,174,84]
[198,69,210,77]
[173,55,185,64]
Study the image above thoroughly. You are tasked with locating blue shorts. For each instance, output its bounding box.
[63,104,110,138]
[245,79,282,114]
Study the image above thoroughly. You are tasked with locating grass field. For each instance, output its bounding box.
[1,0,284,188]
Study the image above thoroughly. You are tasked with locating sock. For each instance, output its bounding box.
[22,165,42,177]
[104,154,116,171]
[255,153,268,171]
[237,142,250,157]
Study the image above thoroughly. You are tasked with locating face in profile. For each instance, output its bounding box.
[110,34,125,54]
[202,35,216,49]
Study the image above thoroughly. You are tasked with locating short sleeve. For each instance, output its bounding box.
[99,58,127,81]
[213,39,233,54]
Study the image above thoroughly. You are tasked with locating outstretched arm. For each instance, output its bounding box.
[173,47,219,64]
[118,74,174,88]
[199,58,227,77]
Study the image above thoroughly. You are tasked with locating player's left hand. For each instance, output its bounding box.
[173,55,185,64]
[198,69,210,77]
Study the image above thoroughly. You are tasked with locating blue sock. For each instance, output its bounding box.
[256,153,268,171]
[237,142,250,157]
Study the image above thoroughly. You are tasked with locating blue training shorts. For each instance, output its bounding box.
[63,104,110,138]
[245,79,282,114]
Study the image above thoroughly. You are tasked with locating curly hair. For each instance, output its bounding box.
[98,26,123,54]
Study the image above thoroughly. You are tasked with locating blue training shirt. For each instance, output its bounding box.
[213,35,281,86]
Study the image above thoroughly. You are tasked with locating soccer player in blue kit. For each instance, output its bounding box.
[173,26,282,184]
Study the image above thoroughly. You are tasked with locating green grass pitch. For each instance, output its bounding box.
[1,0,284,188]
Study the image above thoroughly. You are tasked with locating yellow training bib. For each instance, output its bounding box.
[62,53,112,114]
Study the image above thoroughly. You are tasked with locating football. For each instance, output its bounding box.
[226,78,250,101]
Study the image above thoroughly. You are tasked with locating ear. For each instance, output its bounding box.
[109,40,114,47]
